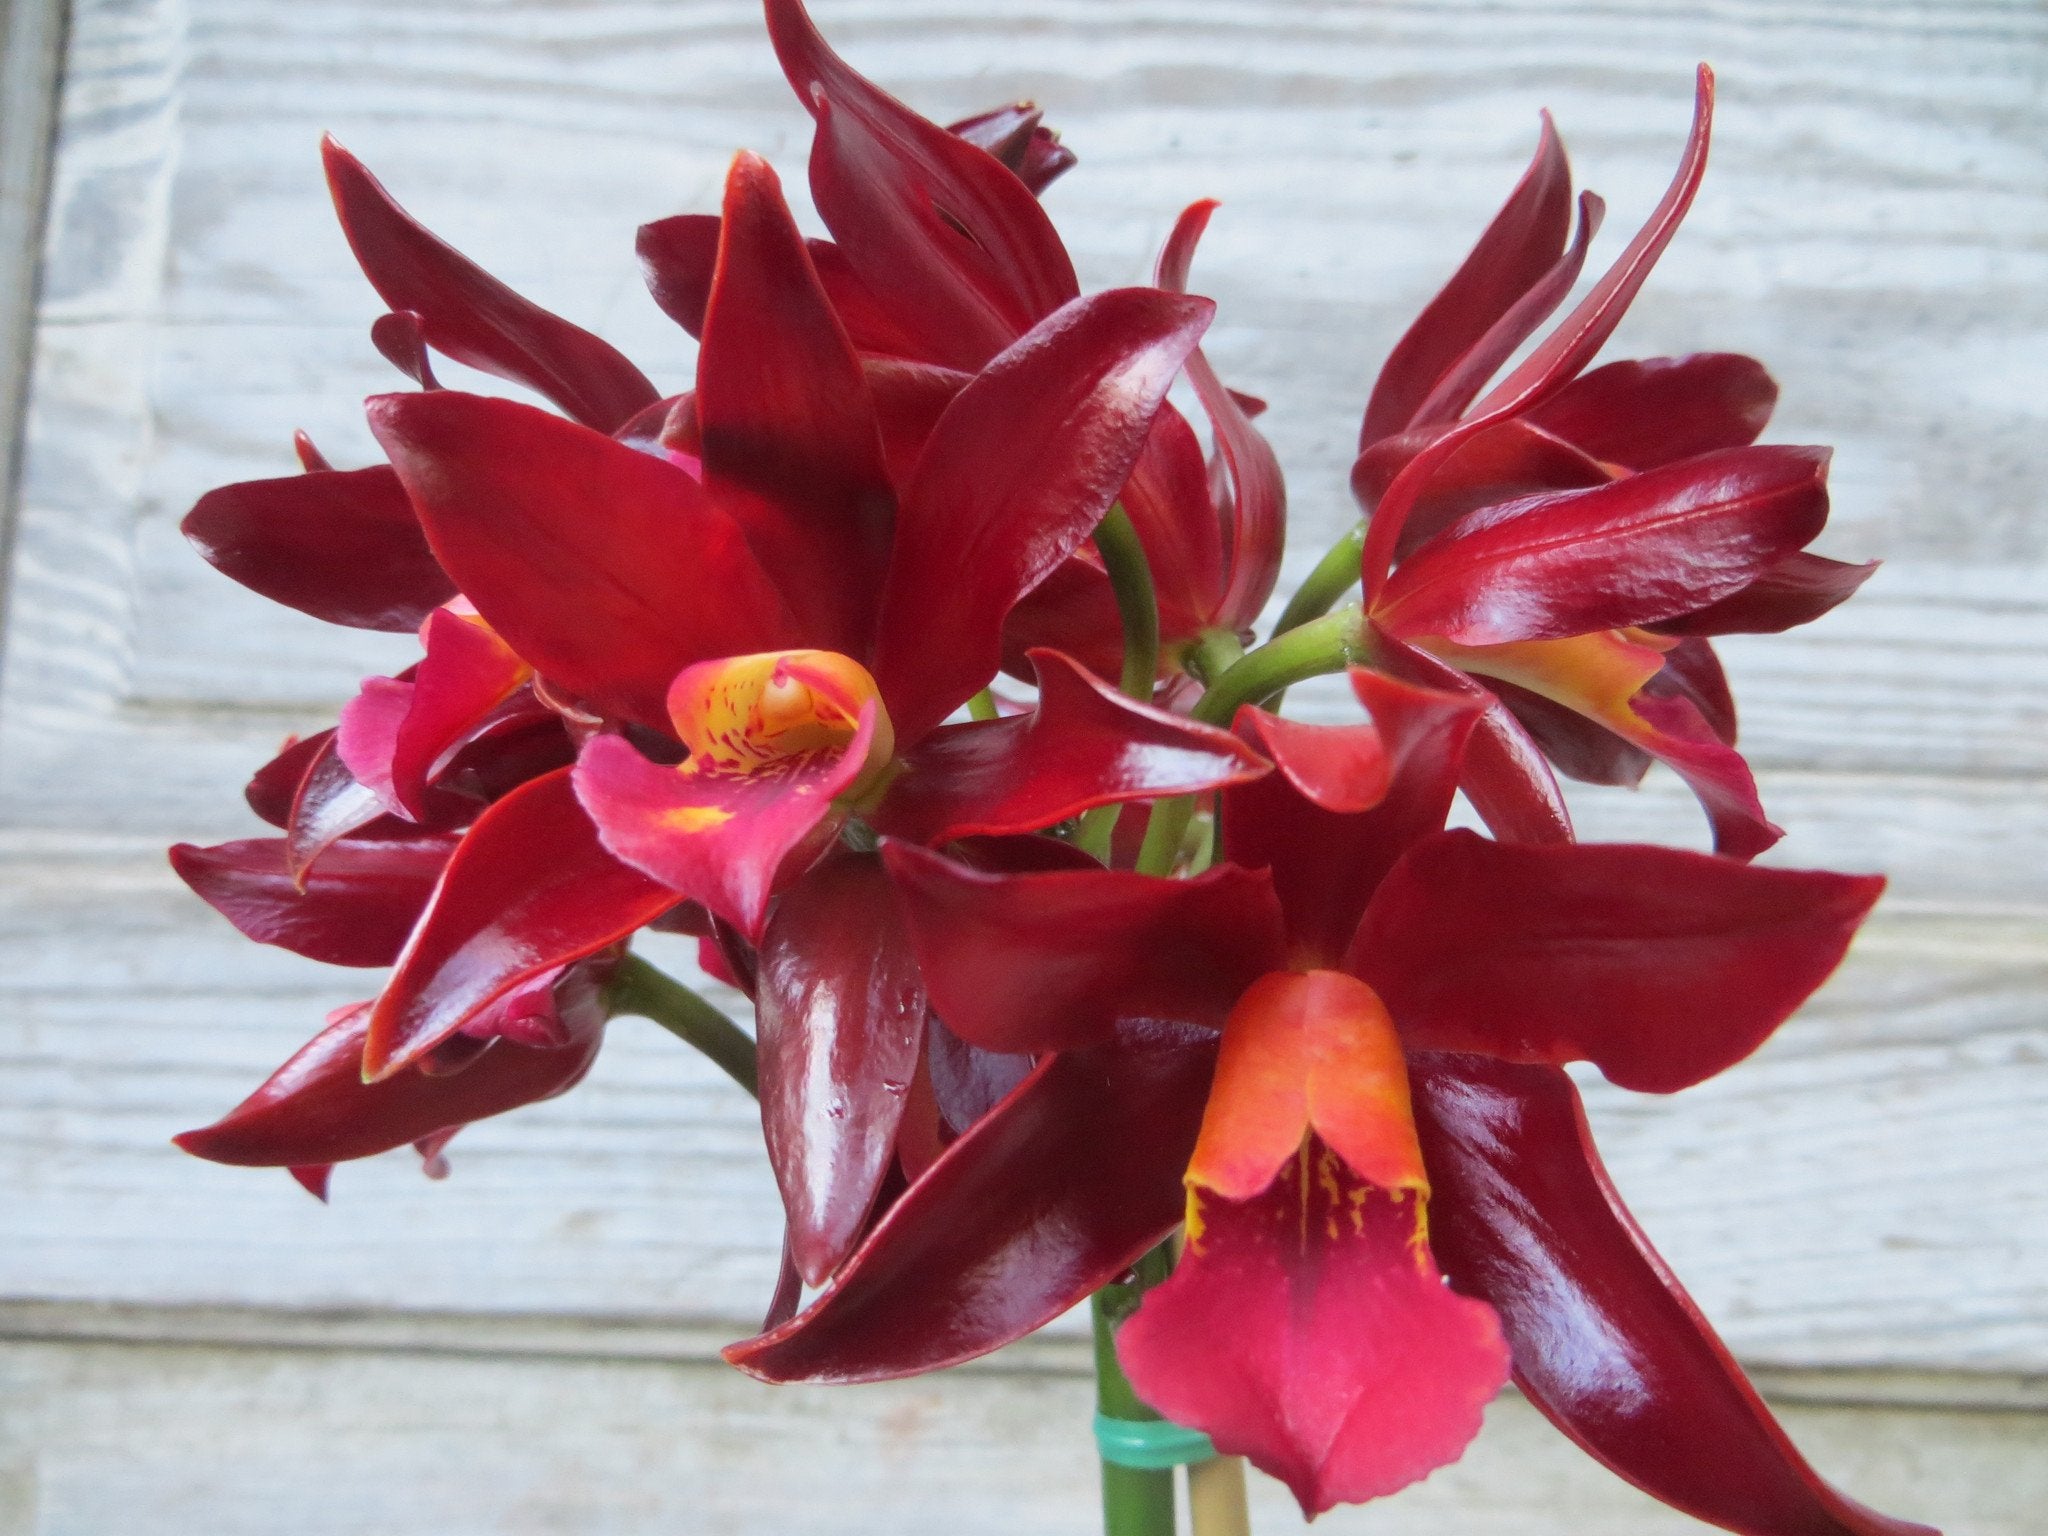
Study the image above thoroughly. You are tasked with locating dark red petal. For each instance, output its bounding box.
[1653,550,1879,637]
[171,834,455,968]
[1644,635,1736,745]
[1376,445,1832,646]
[1362,626,1576,846]
[1528,353,1778,470]
[366,391,800,730]
[757,851,927,1285]
[286,731,388,879]
[635,213,722,337]
[725,1022,1216,1383]
[1411,1053,1940,1536]
[1361,70,1716,595]
[176,999,602,1171]
[1492,678,1654,787]
[1118,1153,1507,1517]
[1361,116,1573,444]
[873,288,1213,743]
[321,137,656,432]
[698,153,894,657]
[1351,417,1612,563]
[1629,689,1784,859]
[881,841,1285,1053]
[370,309,440,390]
[862,357,969,488]
[1157,201,1286,629]
[1223,671,1482,966]
[363,768,677,1078]
[874,649,1268,845]
[924,1013,1032,1139]
[1354,830,1882,1092]
[944,102,1076,195]
[572,709,876,941]
[1118,403,1229,646]
[246,730,334,828]
[765,0,1078,369]
[181,465,454,632]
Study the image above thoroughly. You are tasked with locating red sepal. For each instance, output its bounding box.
[874,649,1268,846]
[725,1022,1216,1383]
[363,768,677,1079]
[882,841,1285,1053]
[170,833,455,968]
[1119,1150,1507,1516]
[181,464,454,632]
[1223,669,1482,964]
[1374,445,1833,647]
[366,391,799,730]
[1411,1054,1941,1536]
[321,138,656,432]
[1362,116,1574,444]
[871,289,1213,742]
[697,153,894,657]
[1654,550,1879,637]
[246,731,333,828]
[1353,830,1883,1092]
[756,851,927,1285]
[945,102,1075,195]
[176,994,602,1172]
[765,0,1078,369]
[1527,352,1778,470]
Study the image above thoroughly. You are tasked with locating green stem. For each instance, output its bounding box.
[1094,1245,1178,1536]
[1191,604,1366,727]
[966,688,999,722]
[606,953,759,1098]
[1182,627,1244,689]
[1074,504,1163,863]
[1273,521,1365,636]
[1094,503,1160,702]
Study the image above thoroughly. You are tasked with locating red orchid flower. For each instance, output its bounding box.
[1340,69,1874,857]
[637,0,1284,679]
[724,672,1915,1535]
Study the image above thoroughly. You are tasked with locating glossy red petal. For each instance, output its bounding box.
[364,768,677,1078]
[321,138,656,432]
[366,390,800,730]
[1362,71,1716,594]
[370,309,440,390]
[1223,670,1482,965]
[1351,417,1613,563]
[1354,830,1882,1092]
[572,707,876,942]
[176,998,602,1171]
[765,0,1078,369]
[697,153,894,656]
[285,731,389,880]
[1654,550,1879,637]
[945,102,1076,195]
[1376,445,1832,646]
[725,1022,1216,1383]
[182,464,454,632]
[757,851,927,1285]
[247,730,333,828]
[873,288,1213,742]
[862,357,969,488]
[1158,200,1286,629]
[1361,117,1574,444]
[1118,403,1229,646]
[1644,634,1737,744]
[882,840,1286,1052]
[1528,352,1778,471]
[170,833,455,968]
[635,213,722,337]
[875,649,1267,845]
[1411,1053,1940,1536]
[1628,689,1784,859]
[1119,1150,1507,1517]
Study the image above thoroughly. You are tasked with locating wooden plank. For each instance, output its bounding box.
[0,1335,2022,1535]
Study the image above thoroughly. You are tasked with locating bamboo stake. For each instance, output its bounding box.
[1187,1456,1252,1536]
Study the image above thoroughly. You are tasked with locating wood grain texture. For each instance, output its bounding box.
[1,0,2043,1464]
[2,1337,2026,1536]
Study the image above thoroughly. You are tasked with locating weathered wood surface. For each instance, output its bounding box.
[1,0,2045,1526]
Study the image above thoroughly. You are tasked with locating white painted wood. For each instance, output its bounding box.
[0,8,2044,1527]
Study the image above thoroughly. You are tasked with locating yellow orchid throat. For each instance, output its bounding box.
[666,648,897,796]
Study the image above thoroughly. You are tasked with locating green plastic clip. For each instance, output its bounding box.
[1092,1412,1217,1471]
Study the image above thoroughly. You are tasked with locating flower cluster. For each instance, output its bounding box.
[170,3,1930,1531]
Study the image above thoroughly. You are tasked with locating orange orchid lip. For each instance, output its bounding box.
[667,648,897,793]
